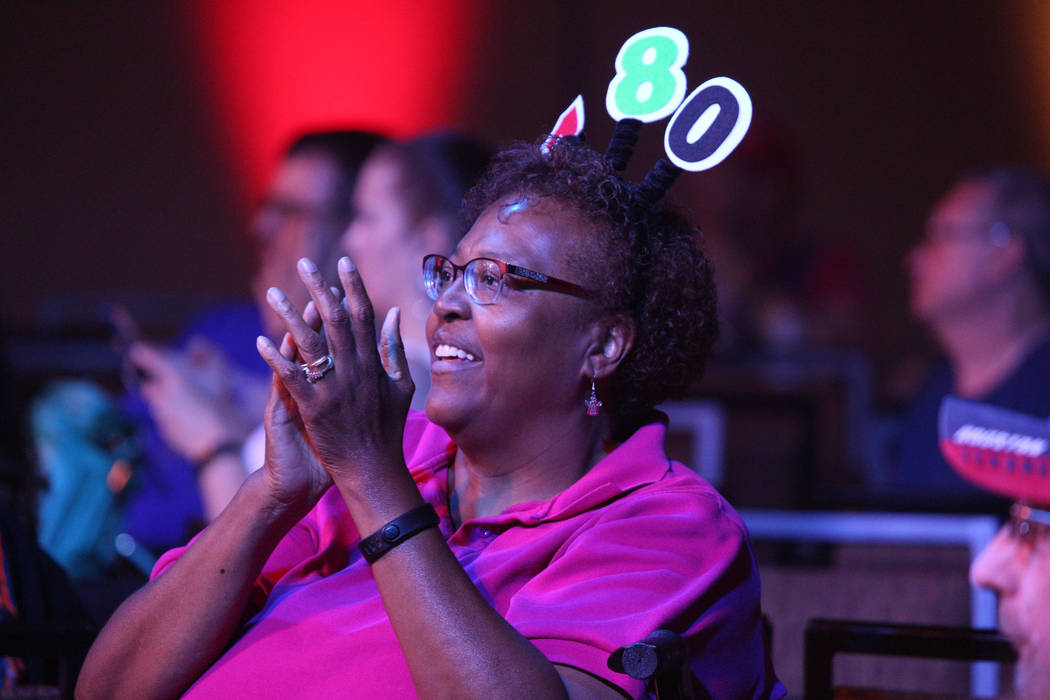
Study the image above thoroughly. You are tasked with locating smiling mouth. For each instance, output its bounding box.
[434,343,478,362]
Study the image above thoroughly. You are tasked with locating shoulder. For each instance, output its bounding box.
[986,331,1050,412]
[561,463,753,588]
[611,466,748,545]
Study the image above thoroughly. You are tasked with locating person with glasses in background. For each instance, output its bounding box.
[78,135,784,698]
[125,131,386,534]
[890,167,1050,509]
[941,401,1050,700]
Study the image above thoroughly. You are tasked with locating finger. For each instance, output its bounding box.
[381,307,416,408]
[303,301,322,332]
[185,335,224,366]
[267,372,295,418]
[297,258,352,358]
[265,286,327,363]
[279,332,297,361]
[127,342,175,383]
[337,257,378,361]
[379,307,405,380]
[256,334,308,395]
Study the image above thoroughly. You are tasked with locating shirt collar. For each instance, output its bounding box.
[408,411,673,526]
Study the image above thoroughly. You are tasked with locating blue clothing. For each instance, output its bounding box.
[121,302,267,552]
[892,332,1050,507]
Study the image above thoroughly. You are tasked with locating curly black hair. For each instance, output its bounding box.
[461,136,719,435]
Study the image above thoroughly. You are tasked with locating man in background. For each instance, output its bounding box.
[125,130,385,543]
[893,167,1050,507]
[942,400,1050,699]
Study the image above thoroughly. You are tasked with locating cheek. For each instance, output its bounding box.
[483,305,585,383]
[1021,557,1050,640]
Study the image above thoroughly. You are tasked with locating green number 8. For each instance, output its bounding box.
[606,27,689,123]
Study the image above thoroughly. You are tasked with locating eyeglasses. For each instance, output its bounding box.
[1007,502,1050,546]
[422,254,593,305]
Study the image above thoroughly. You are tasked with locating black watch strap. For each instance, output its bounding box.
[358,503,440,564]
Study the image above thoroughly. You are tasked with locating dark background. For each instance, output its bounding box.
[3,1,1047,391]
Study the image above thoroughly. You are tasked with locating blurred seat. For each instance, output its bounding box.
[804,618,1016,700]
[661,400,725,487]
[690,349,875,509]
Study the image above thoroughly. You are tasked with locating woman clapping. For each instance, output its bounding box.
[78,137,783,699]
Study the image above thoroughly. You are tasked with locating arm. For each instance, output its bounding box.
[196,451,253,521]
[75,472,298,700]
[258,258,623,699]
[130,341,255,521]
[78,345,332,700]
[367,524,626,699]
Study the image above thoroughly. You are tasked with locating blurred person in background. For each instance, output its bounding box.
[133,130,491,533]
[30,379,148,624]
[124,130,386,543]
[342,131,492,407]
[892,167,1050,507]
[942,401,1050,700]
[0,354,93,692]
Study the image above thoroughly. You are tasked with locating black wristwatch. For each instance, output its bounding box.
[358,503,440,564]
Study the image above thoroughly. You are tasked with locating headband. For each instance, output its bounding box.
[543,26,753,207]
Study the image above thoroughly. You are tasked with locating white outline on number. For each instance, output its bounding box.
[605,27,690,123]
[664,76,752,172]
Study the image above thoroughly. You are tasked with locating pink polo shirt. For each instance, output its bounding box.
[153,411,784,698]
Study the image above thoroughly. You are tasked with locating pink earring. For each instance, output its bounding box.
[586,377,602,416]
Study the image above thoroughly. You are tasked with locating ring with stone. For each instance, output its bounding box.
[300,354,334,383]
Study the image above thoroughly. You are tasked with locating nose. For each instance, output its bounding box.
[432,274,472,322]
[971,527,1021,595]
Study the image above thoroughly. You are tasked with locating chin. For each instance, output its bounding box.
[423,391,468,434]
[1015,650,1050,700]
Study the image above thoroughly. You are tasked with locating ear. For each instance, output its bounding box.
[581,315,635,381]
[988,233,1027,285]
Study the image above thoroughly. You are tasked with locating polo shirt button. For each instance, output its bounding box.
[479,527,493,538]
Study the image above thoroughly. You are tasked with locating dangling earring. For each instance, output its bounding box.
[586,377,602,416]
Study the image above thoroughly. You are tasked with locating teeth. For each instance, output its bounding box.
[435,343,477,361]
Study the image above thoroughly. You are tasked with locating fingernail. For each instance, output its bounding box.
[339,256,356,273]
[298,258,318,274]
[267,287,288,307]
[256,335,268,351]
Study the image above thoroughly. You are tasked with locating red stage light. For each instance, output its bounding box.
[179,0,482,211]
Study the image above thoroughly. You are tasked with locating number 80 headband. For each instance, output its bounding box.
[544,26,753,205]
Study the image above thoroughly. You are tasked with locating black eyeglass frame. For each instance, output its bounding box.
[422,254,593,305]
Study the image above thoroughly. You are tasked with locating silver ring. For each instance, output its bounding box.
[300,354,334,383]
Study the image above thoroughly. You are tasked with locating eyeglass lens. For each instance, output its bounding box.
[423,256,504,305]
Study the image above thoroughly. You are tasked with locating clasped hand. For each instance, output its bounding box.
[255,257,416,514]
